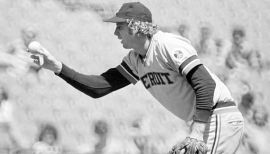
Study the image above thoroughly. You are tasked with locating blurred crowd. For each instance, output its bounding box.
[0,27,42,81]
[0,85,164,154]
[1,6,270,154]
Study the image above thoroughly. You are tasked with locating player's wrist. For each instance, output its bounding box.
[54,61,63,74]
[189,121,207,141]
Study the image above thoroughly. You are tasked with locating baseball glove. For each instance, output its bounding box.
[168,137,208,154]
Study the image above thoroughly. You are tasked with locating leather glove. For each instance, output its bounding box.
[168,137,208,154]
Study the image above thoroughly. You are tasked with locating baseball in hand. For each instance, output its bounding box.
[28,41,45,66]
[28,41,42,51]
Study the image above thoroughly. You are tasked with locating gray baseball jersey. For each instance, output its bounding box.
[116,31,234,121]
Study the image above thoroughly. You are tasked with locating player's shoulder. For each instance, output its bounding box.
[153,31,196,55]
[153,30,191,45]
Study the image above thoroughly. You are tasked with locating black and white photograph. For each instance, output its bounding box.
[0,0,270,153]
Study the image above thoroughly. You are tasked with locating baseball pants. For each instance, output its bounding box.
[204,106,244,154]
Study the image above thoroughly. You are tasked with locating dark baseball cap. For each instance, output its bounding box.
[103,2,152,23]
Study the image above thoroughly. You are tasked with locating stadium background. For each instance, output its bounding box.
[0,0,270,153]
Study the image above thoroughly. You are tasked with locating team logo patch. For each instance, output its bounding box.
[174,50,183,59]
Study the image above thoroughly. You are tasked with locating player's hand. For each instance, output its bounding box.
[27,41,62,73]
[168,137,208,154]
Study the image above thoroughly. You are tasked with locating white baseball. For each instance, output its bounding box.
[28,41,45,66]
[28,41,42,52]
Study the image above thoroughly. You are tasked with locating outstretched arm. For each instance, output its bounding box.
[27,41,131,98]
[57,64,130,98]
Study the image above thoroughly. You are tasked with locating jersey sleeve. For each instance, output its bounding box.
[116,51,140,84]
[162,36,202,76]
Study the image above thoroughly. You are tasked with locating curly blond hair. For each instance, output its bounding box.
[126,19,158,37]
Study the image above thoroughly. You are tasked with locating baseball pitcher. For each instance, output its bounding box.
[28,2,244,154]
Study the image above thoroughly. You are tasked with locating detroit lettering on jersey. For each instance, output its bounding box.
[140,72,173,89]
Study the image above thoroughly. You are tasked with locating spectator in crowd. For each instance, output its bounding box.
[0,45,14,73]
[130,117,160,154]
[177,23,190,39]
[32,123,62,154]
[240,104,269,154]
[225,27,262,70]
[5,27,42,79]
[238,91,256,121]
[195,25,216,56]
[252,105,268,127]
[93,120,108,154]
[214,38,231,66]
[215,38,224,56]
[0,86,26,153]
[21,28,38,48]
[204,37,231,83]
[240,133,259,154]
[0,47,28,77]
[195,25,230,82]
[224,27,262,103]
[7,27,37,56]
[133,135,157,154]
[88,119,130,154]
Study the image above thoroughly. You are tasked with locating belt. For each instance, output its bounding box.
[213,106,240,114]
[212,101,238,114]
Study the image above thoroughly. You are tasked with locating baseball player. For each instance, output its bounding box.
[28,2,244,154]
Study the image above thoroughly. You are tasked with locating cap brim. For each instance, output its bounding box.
[103,16,126,23]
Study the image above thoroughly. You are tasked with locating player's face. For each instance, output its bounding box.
[114,22,137,49]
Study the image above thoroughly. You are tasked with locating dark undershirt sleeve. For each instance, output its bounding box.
[185,64,216,122]
[56,63,131,98]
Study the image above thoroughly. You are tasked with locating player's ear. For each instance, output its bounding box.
[136,32,148,39]
[135,31,142,37]
[128,27,136,35]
